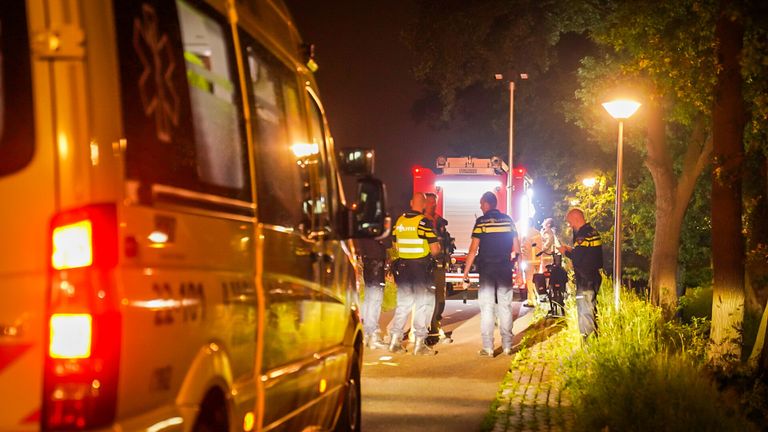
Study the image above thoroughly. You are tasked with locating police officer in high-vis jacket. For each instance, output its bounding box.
[558,208,603,338]
[388,192,441,355]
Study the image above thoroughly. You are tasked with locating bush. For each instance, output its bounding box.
[678,287,762,362]
[679,286,714,322]
[556,285,752,431]
[568,353,746,431]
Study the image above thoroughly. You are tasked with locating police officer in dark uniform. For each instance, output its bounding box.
[424,192,454,346]
[357,236,391,349]
[558,208,603,338]
[388,192,441,355]
[463,192,521,356]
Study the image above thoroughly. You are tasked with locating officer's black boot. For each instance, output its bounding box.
[425,333,440,346]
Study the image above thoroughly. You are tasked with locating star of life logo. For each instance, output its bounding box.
[133,4,180,143]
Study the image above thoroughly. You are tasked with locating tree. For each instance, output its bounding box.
[567,0,718,315]
[708,0,746,365]
[741,1,768,371]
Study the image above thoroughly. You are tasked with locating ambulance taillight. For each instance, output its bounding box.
[43,204,121,430]
[49,314,92,359]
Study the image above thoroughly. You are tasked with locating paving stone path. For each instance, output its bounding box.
[491,337,575,432]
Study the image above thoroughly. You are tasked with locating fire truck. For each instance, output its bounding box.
[413,156,534,292]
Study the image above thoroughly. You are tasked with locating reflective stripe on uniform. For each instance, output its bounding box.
[417,228,437,238]
[473,221,513,234]
[575,235,602,247]
[398,247,426,253]
[483,227,513,233]
[397,238,423,244]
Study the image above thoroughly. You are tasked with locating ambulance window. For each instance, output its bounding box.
[306,97,332,230]
[0,3,34,177]
[113,0,249,202]
[176,0,246,190]
[244,39,305,227]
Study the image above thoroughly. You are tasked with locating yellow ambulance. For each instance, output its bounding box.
[0,0,385,431]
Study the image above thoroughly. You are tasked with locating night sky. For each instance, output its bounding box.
[284,1,506,211]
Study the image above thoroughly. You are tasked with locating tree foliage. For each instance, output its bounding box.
[405,0,614,226]
[562,168,711,291]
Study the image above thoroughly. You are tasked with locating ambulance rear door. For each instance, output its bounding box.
[0,1,58,429]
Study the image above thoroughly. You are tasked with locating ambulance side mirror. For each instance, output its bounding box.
[350,177,388,238]
[338,148,375,176]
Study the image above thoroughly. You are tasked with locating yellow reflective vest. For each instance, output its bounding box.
[394,213,431,259]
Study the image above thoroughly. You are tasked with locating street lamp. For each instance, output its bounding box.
[582,177,597,188]
[602,99,641,311]
[495,72,528,220]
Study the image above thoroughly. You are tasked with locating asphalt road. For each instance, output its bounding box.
[361,293,535,432]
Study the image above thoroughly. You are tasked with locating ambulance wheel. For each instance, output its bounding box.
[193,388,229,432]
[335,351,361,431]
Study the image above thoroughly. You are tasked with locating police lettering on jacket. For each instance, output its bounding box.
[393,211,438,259]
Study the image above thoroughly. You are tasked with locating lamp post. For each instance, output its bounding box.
[495,73,527,219]
[602,99,641,311]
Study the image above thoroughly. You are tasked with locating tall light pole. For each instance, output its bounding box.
[602,99,641,311]
[495,73,527,219]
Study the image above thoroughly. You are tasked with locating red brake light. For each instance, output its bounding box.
[52,221,93,270]
[44,204,120,430]
[49,314,92,359]
[50,204,118,270]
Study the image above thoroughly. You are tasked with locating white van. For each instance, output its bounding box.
[0,1,386,431]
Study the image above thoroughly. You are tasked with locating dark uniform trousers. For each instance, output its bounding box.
[574,275,601,338]
[390,258,436,339]
[477,258,515,350]
[428,261,447,339]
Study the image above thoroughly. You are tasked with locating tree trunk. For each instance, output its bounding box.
[645,102,711,317]
[646,101,676,310]
[649,200,685,314]
[763,303,768,370]
[709,0,746,367]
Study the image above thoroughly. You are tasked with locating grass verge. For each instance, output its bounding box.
[555,281,753,431]
[485,279,758,431]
